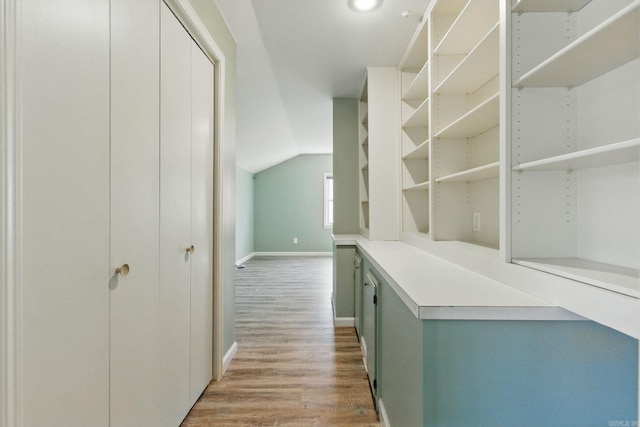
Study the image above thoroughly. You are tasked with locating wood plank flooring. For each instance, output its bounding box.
[181,256,380,427]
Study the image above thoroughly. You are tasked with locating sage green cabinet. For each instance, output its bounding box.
[332,244,356,324]
[354,253,363,338]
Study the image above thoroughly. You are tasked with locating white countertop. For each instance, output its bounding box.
[333,234,583,321]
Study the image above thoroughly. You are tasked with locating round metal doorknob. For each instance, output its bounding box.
[115,264,130,277]
[186,245,195,254]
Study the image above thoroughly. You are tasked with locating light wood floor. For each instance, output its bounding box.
[181,256,380,427]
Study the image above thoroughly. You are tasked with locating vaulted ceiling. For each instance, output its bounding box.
[214,0,430,173]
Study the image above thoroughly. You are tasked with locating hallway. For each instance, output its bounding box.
[181,256,380,426]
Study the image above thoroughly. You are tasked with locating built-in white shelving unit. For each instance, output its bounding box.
[358,86,370,235]
[399,17,430,234]
[431,0,501,249]
[359,68,401,240]
[509,0,640,296]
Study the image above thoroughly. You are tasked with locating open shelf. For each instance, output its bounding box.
[435,0,499,55]
[404,181,430,191]
[512,0,592,13]
[399,18,429,71]
[403,64,429,101]
[513,3,640,88]
[514,258,639,298]
[436,92,499,139]
[403,98,429,128]
[436,162,499,183]
[435,23,499,94]
[404,140,429,160]
[513,138,640,171]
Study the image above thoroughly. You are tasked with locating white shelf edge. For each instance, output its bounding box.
[513,3,640,88]
[403,97,429,128]
[399,17,429,71]
[436,161,499,183]
[513,258,639,299]
[435,92,499,139]
[511,0,592,13]
[403,139,430,159]
[433,22,500,94]
[434,0,498,55]
[404,181,430,191]
[403,63,430,101]
[513,138,640,171]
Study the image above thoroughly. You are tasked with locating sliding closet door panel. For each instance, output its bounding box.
[189,42,215,404]
[110,0,160,425]
[160,3,192,425]
[18,1,110,425]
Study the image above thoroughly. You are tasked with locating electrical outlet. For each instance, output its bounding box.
[293,237,298,244]
[472,212,481,232]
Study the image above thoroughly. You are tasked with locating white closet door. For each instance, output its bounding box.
[189,42,215,404]
[159,3,192,425]
[110,0,160,425]
[18,1,110,425]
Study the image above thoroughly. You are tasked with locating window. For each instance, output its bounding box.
[323,173,333,228]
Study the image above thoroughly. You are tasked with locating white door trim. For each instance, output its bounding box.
[162,0,227,381]
[1,1,20,426]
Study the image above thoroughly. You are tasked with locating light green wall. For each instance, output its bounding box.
[254,154,333,252]
[188,0,237,364]
[236,167,254,262]
[332,98,360,234]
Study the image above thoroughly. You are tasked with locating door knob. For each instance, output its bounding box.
[115,264,130,277]
[186,245,195,254]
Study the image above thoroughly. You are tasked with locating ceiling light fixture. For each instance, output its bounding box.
[348,0,383,12]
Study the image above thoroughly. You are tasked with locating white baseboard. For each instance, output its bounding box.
[253,251,332,257]
[222,341,237,375]
[330,293,355,327]
[235,253,255,266]
[378,398,391,427]
[333,317,355,327]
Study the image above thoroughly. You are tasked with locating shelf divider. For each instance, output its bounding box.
[435,23,499,94]
[513,138,640,171]
[436,92,499,139]
[513,258,639,298]
[404,139,430,160]
[513,3,640,88]
[512,0,592,13]
[404,181,430,191]
[436,162,499,183]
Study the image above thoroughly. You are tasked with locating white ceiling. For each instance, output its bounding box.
[213,0,430,173]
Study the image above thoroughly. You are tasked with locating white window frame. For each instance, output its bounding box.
[323,172,333,229]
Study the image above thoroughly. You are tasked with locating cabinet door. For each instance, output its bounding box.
[354,254,363,338]
[110,0,160,424]
[160,3,193,425]
[18,0,111,425]
[189,42,215,404]
[362,272,378,396]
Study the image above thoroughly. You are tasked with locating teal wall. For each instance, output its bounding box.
[332,98,360,233]
[254,154,333,252]
[423,320,638,427]
[236,167,254,262]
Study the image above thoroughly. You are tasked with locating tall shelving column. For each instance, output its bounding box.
[508,0,640,297]
[431,0,500,248]
[358,81,370,237]
[358,68,401,241]
[399,17,430,235]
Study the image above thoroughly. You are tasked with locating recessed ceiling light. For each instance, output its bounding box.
[348,0,383,12]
